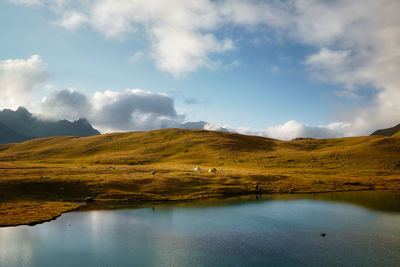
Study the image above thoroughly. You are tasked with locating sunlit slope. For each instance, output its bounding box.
[1,128,400,170]
[0,129,275,164]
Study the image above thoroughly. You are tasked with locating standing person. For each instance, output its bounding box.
[255,183,259,194]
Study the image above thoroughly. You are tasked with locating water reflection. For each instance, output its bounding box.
[0,228,33,266]
[0,191,399,267]
[309,191,400,212]
[151,191,400,213]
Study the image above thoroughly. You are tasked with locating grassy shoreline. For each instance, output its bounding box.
[0,201,81,227]
[2,188,400,228]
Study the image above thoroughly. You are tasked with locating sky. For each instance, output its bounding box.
[0,0,399,140]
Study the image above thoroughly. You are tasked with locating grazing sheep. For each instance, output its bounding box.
[208,168,217,173]
[194,166,201,172]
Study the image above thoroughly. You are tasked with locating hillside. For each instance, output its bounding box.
[1,129,400,226]
[0,122,31,144]
[371,123,400,136]
[0,107,100,144]
[1,128,400,168]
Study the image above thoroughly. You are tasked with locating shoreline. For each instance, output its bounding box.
[2,188,400,228]
[0,204,83,228]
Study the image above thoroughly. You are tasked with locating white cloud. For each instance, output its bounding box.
[305,48,350,69]
[151,27,234,77]
[226,120,350,140]
[129,51,145,63]
[263,120,350,140]
[23,0,234,77]
[219,0,288,28]
[0,55,48,110]
[57,12,87,30]
[203,122,237,133]
[38,89,91,121]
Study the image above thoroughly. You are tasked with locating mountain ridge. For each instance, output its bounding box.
[0,107,100,144]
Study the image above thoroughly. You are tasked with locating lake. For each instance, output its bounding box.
[1,191,400,266]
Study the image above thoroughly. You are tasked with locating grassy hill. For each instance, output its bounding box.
[1,129,400,226]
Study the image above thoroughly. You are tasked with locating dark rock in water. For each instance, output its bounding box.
[84,196,94,203]
[320,233,326,237]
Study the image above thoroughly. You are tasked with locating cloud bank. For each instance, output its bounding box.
[2,55,342,139]
[0,56,183,133]
[236,121,351,140]
[38,87,353,139]
[38,89,183,133]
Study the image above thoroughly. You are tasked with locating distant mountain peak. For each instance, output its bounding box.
[75,118,91,124]
[16,106,30,114]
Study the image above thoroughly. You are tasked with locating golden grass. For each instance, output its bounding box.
[1,128,400,226]
[0,201,80,227]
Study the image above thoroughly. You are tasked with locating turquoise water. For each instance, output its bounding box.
[1,192,400,266]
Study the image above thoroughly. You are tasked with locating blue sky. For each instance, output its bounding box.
[0,0,399,139]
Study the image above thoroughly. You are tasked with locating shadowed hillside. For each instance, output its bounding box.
[371,123,400,136]
[1,129,400,226]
